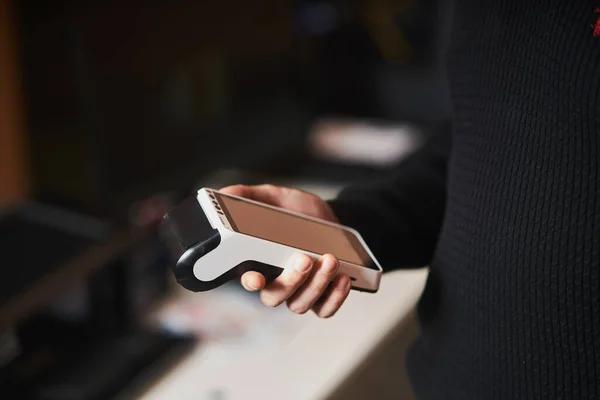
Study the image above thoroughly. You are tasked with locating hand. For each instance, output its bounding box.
[220,184,352,318]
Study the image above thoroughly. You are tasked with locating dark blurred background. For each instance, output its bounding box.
[0,0,452,398]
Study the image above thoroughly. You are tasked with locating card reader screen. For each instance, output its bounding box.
[214,192,377,269]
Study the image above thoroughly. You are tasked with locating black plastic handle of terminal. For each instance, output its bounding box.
[160,196,283,292]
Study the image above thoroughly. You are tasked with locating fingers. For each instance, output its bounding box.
[259,254,314,308]
[240,271,266,291]
[286,254,339,315]
[239,254,351,318]
[220,184,284,207]
[312,274,352,318]
[219,184,253,197]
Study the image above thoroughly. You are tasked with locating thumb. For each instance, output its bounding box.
[219,184,284,207]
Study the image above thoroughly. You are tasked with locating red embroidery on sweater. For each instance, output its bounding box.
[593,8,600,37]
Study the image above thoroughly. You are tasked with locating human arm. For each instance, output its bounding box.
[328,122,451,270]
[221,121,451,315]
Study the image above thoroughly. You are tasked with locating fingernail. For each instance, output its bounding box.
[321,256,338,274]
[293,255,312,273]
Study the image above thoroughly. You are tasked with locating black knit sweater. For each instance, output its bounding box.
[329,1,600,398]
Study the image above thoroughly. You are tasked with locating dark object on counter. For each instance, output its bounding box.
[30,330,193,400]
[0,202,107,307]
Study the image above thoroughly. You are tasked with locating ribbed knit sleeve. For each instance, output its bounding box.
[328,122,451,271]
[332,1,600,398]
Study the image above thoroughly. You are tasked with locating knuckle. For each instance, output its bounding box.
[286,271,308,288]
[312,279,331,295]
[260,183,278,192]
[229,184,246,192]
